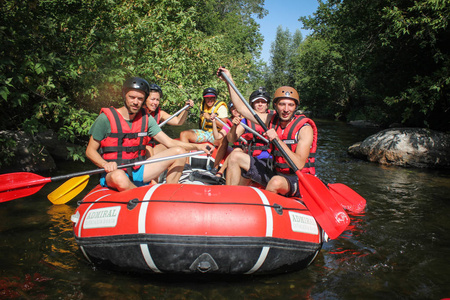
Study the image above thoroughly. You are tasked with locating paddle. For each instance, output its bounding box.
[48,103,191,203]
[0,150,206,204]
[239,124,365,214]
[48,175,90,205]
[237,120,270,144]
[327,183,366,213]
[219,70,349,239]
[213,117,248,144]
[158,104,190,127]
[229,110,365,214]
[222,98,363,214]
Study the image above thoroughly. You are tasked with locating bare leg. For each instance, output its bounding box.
[266,175,290,195]
[225,150,251,185]
[216,158,228,177]
[105,169,137,192]
[216,148,243,177]
[213,136,228,170]
[179,130,198,143]
[142,146,187,184]
[153,143,168,156]
[145,145,155,159]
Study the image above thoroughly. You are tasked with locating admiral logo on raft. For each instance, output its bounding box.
[289,211,319,235]
[83,206,121,229]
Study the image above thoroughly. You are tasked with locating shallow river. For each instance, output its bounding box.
[1,120,449,299]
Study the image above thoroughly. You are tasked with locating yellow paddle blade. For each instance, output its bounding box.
[48,175,90,205]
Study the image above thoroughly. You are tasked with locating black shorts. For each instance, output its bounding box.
[242,156,300,198]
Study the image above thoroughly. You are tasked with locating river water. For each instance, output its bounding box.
[1,120,449,299]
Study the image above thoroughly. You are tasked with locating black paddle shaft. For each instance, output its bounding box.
[219,71,300,173]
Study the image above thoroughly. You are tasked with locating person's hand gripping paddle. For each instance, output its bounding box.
[218,69,350,239]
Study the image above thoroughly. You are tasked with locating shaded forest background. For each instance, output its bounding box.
[1,0,449,166]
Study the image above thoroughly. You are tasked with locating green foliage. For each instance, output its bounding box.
[378,0,450,129]
[292,37,350,118]
[293,0,450,130]
[265,26,303,93]
[0,136,17,168]
[66,145,87,162]
[0,0,265,167]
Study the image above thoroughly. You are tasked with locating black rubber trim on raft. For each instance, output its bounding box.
[77,234,322,275]
[76,234,321,252]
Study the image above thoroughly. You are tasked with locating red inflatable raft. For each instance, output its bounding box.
[72,184,323,275]
[71,149,324,275]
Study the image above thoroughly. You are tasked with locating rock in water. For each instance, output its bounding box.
[348,128,450,168]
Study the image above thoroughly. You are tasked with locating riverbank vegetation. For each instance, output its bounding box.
[1,0,449,167]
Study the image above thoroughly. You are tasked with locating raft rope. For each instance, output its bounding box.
[78,198,308,215]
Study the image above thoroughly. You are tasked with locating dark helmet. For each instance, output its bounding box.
[228,101,235,110]
[272,86,300,108]
[149,83,163,99]
[249,87,271,106]
[203,87,218,98]
[122,77,150,99]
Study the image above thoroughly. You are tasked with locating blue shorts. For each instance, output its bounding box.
[241,156,300,198]
[100,165,148,187]
[191,129,215,144]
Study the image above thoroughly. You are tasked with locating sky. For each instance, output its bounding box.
[256,0,320,63]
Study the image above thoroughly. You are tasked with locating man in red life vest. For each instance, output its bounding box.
[218,67,317,197]
[86,77,211,192]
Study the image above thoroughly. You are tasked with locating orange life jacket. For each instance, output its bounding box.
[199,100,227,131]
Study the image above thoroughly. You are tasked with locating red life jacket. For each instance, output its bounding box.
[227,118,246,149]
[144,106,161,147]
[269,114,317,175]
[99,107,150,173]
[149,106,161,124]
[245,111,274,157]
[238,132,252,149]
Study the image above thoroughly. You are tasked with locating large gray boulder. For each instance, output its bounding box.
[348,128,450,168]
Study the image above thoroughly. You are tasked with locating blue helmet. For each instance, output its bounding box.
[149,83,163,99]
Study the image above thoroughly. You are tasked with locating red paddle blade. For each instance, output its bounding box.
[0,172,51,203]
[328,183,366,213]
[297,172,350,240]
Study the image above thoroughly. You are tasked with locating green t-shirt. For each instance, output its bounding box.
[89,112,162,141]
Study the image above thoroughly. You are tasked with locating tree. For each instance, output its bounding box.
[266,26,293,92]
[297,0,450,129]
[292,37,350,117]
[0,0,266,167]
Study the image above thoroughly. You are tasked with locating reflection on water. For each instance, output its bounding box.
[43,205,78,270]
[1,120,449,299]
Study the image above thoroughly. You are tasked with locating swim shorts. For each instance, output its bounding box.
[100,164,148,188]
[242,156,300,198]
[191,129,215,144]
